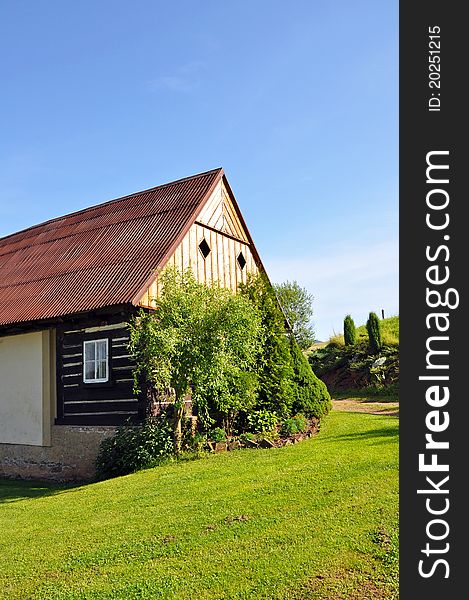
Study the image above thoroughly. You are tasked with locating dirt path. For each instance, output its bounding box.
[332,397,399,417]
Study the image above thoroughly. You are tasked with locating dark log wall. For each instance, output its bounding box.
[56,319,144,425]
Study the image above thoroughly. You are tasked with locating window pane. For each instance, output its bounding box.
[84,342,95,361]
[97,360,107,380]
[85,361,95,380]
[96,340,107,360]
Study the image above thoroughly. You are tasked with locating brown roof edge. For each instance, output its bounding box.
[130,168,225,305]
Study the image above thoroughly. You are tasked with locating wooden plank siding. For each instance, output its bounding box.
[56,321,143,425]
[138,182,258,308]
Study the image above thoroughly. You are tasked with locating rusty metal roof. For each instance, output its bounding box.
[0,168,223,327]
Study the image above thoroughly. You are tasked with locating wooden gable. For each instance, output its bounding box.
[138,180,259,308]
[197,181,249,242]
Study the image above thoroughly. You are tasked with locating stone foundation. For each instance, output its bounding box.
[0,425,116,482]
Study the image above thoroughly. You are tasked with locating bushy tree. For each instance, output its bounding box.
[366,311,382,354]
[273,280,315,349]
[240,273,295,417]
[240,274,329,419]
[343,314,357,346]
[289,337,332,418]
[129,268,261,451]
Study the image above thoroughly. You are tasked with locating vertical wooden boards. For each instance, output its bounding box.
[137,179,260,306]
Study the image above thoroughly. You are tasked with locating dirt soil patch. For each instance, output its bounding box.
[332,397,399,417]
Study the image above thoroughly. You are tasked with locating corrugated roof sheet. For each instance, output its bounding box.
[0,168,223,326]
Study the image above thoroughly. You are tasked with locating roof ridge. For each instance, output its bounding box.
[0,167,223,244]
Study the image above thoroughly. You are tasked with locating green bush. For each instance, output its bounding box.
[95,414,174,480]
[293,413,309,432]
[239,432,256,444]
[280,413,309,437]
[239,274,295,417]
[208,427,227,443]
[343,315,356,346]
[367,312,383,354]
[290,338,332,418]
[247,409,278,433]
[189,432,207,452]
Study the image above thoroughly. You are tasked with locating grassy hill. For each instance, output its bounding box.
[328,315,399,348]
[308,317,399,398]
[0,411,398,599]
[356,315,399,346]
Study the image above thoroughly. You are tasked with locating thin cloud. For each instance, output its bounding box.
[147,61,207,93]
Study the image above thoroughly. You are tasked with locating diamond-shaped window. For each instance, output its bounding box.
[237,252,246,270]
[199,238,211,259]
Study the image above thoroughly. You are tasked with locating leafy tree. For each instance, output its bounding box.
[366,311,383,354]
[129,268,261,451]
[273,280,315,349]
[343,314,357,346]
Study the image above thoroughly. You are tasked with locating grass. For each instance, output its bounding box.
[327,315,400,348]
[0,411,398,599]
[356,316,399,346]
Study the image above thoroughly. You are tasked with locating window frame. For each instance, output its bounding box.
[83,338,109,384]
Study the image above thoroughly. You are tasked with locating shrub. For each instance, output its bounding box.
[280,413,309,437]
[328,334,345,347]
[189,432,207,452]
[367,312,383,354]
[290,338,332,418]
[239,274,295,417]
[293,413,309,432]
[343,315,356,346]
[208,427,227,443]
[95,414,174,480]
[247,409,278,433]
[280,418,297,437]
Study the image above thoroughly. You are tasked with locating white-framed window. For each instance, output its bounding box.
[83,339,109,383]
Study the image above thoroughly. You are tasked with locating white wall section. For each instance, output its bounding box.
[0,330,52,446]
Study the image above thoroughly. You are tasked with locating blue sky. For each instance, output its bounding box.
[0,1,398,341]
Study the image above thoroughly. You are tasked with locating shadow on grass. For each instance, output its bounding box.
[0,479,83,504]
[332,387,399,402]
[333,394,398,404]
[327,425,399,444]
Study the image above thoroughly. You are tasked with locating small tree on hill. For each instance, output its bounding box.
[273,280,315,349]
[366,312,382,354]
[343,314,356,346]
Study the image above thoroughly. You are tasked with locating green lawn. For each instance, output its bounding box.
[0,411,398,599]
